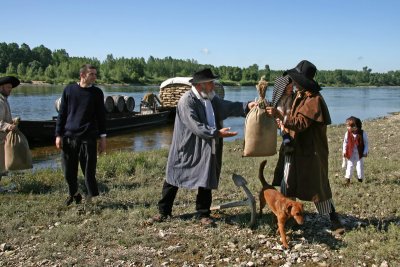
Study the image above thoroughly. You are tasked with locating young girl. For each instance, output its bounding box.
[271,75,294,152]
[342,116,369,185]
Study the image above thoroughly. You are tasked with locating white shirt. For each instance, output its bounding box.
[191,87,216,133]
[191,87,217,154]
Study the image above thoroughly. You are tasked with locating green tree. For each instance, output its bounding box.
[242,64,259,82]
[17,63,26,76]
[32,45,52,68]
[361,66,372,83]
[264,64,271,80]
[6,62,16,75]
[20,43,33,65]
[52,49,69,65]
[45,65,57,79]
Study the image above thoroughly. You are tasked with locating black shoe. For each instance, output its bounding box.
[65,193,83,206]
[65,196,74,206]
[358,179,363,183]
[74,193,82,204]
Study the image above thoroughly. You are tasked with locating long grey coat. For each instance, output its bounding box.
[166,89,247,189]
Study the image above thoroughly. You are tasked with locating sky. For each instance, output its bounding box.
[2,0,399,73]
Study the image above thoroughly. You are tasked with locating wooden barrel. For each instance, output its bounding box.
[54,97,62,113]
[112,95,125,113]
[104,96,114,113]
[55,96,120,114]
[123,96,135,112]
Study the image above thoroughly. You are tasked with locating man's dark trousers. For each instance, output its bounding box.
[62,137,99,197]
[158,181,212,217]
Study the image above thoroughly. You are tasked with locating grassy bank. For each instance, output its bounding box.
[1,113,399,266]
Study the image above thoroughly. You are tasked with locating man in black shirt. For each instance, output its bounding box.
[55,64,106,206]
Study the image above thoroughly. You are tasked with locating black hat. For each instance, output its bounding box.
[189,68,219,84]
[0,76,20,88]
[285,60,321,92]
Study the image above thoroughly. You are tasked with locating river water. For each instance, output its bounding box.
[9,84,400,169]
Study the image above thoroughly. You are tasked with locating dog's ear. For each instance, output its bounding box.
[285,203,293,216]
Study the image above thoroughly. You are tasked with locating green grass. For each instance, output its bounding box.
[1,113,399,266]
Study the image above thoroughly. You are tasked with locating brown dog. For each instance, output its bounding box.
[258,160,304,248]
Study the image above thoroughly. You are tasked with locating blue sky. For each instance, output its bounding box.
[2,0,399,72]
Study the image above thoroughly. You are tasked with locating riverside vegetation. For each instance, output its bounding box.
[1,42,400,87]
[1,113,399,266]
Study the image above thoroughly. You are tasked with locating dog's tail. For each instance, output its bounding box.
[258,160,269,188]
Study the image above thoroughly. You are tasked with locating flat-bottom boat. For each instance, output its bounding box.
[18,108,171,145]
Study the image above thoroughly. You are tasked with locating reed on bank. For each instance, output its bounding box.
[1,113,399,266]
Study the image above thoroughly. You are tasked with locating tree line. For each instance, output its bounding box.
[1,42,400,86]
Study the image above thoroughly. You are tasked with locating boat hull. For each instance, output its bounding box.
[18,110,171,144]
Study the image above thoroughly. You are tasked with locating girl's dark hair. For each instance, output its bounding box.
[346,116,362,129]
[355,117,362,129]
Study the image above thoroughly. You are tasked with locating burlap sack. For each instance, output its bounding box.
[243,103,277,157]
[5,129,33,171]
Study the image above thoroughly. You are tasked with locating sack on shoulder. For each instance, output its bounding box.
[243,101,277,157]
[5,128,33,171]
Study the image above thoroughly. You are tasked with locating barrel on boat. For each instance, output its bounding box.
[104,96,114,113]
[55,96,117,114]
[123,96,135,112]
[112,95,125,113]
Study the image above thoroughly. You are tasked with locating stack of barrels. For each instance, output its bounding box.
[55,95,135,113]
[159,82,225,108]
[103,95,135,113]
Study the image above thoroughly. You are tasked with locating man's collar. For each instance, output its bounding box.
[191,86,203,100]
[78,82,93,88]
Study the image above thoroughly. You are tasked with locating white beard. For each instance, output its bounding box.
[200,90,216,100]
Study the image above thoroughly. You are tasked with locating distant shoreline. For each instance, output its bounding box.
[20,81,400,89]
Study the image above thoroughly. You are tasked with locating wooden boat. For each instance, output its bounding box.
[18,106,171,144]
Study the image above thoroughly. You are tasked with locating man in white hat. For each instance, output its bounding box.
[0,76,20,189]
[153,68,256,225]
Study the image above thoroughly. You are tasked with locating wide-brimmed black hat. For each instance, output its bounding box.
[285,60,321,92]
[189,68,219,84]
[0,76,20,88]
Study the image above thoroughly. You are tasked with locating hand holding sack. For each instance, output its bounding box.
[243,100,277,157]
[5,127,33,171]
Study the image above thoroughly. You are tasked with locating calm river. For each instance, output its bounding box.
[9,84,400,169]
